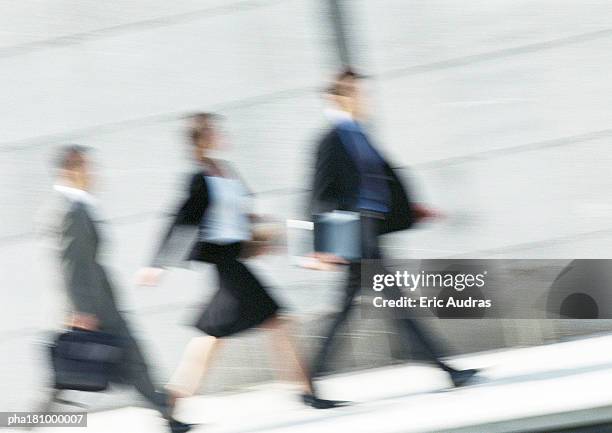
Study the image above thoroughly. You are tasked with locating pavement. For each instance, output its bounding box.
[13,332,612,433]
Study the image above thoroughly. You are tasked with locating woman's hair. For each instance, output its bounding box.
[187,112,220,147]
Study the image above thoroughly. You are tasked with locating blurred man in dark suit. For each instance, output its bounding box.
[307,69,478,406]
[47,145,192,433]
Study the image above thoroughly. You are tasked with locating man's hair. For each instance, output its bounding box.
[55,145,89,170]
[187,112,220,146]
[326,67,365,96]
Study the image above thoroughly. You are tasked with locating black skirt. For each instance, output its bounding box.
[190,241,280,337]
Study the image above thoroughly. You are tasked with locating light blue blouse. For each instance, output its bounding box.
[199,175,252,244]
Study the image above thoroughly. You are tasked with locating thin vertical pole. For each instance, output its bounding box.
[328,0,352,66]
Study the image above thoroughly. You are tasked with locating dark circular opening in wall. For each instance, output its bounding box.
[560,293,599,319]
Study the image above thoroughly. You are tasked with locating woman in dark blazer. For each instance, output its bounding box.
[136,113,339,409]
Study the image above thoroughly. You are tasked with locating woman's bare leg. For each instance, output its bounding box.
[166,335,223,401]
[261,315,313,395]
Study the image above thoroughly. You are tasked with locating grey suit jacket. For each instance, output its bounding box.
[59,201,122,331]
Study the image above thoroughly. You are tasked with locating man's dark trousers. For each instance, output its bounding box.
[310,214,453,386]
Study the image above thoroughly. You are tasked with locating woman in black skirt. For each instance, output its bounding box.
[136,113,339,409]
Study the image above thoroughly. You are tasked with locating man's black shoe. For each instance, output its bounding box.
[301,394,350,409]
[450,368,479,387]
[168,418,194,433]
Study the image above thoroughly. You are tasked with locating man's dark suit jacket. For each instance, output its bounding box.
[60,201,124,333]
[310,126,416,234]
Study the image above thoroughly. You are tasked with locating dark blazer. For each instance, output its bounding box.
[151,165,257,267]
[60,201,124,333]
[310,126,416,234]
[151,171,210,268]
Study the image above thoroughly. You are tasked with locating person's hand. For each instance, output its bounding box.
[413,203,444,222]
[248,213,277,224]
[135,267,164,287]
[314,252,349,265]
[68,313,98,331]
[300,252,349,271]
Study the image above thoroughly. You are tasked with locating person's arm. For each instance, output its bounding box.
[308,131,352,267]
[383,166,440,233]
[310,131,339,217]
[137,173,208,285]
[62,205,103,324]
